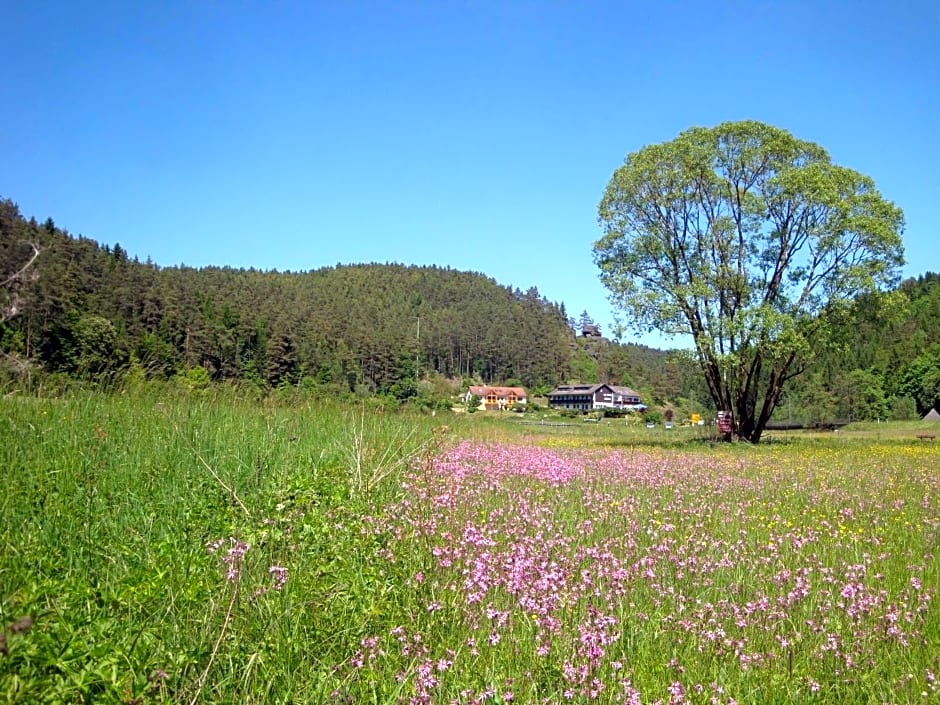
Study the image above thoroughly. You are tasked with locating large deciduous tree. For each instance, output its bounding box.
[594,120,905,442]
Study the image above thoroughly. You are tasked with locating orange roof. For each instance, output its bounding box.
[468,385,527,397]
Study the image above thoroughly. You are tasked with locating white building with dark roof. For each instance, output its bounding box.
[547,383,646,413]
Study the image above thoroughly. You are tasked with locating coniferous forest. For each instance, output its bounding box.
[2,196,939,421]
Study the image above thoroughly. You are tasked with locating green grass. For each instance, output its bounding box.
[0,388,937,703]
[0,386,446,703]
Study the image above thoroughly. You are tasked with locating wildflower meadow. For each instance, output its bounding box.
[0,389,937,703]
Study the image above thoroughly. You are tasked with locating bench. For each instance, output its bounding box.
[916,434,936,441]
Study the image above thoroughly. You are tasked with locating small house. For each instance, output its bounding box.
[464,385,528,411]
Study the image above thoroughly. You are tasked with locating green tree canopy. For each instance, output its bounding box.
[594,120,905,442]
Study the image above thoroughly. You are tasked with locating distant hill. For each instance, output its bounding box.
[0,198,586,393]
[9,197,937,420]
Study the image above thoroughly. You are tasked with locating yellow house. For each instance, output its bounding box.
[464,385,527,411]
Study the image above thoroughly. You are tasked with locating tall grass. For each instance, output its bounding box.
[0,388,937,703]
[0,386,444,703]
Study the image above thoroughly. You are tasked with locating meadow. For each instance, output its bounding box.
[0,389,937,704]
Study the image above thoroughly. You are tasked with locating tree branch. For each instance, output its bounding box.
[1,242,41,288]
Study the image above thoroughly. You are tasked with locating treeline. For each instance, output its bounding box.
[4,197,938,418]
[781,273,940,422]
[3,198,699,403]
[1,199,583,397]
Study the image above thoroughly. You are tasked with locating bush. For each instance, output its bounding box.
[177,365,211,391]
[465,394,481,413]
[889,395,919,421]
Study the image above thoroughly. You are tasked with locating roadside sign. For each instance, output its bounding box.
[717,411,733,434]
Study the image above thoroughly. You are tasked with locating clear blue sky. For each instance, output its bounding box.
[2,1,937,349]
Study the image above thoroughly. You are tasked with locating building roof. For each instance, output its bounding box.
[609,385,640,398]
[467,385,527,397]
[547,383,641,399]
[924,407,940,421]
[547,383,605,396]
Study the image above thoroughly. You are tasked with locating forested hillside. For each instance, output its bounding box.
[3,197,937,419]
[783,272,940,422]
[2,198,703,403]
[1,199,584,394]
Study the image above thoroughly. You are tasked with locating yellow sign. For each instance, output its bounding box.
[691,413,701,424]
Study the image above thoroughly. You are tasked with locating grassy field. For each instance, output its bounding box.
[1,389,938,703]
